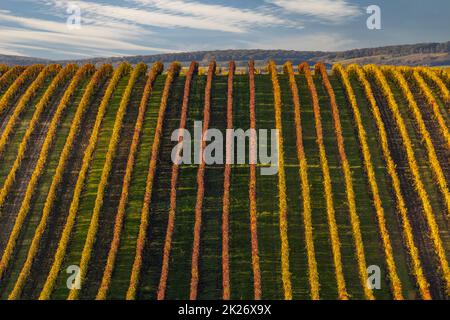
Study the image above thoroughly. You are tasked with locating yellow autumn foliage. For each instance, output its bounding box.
[283,61,319,300]
[317,62,374,300]
[417,66,450,103]
[39,63,130,300]
[365,64,450,295]
[126,62,181,300]
[0,64,73,210]
[0,65,60,157]
[268,60,293,300]
[341,64,429,299]
[385,67,450,216]
[409,69,450,149]
[67,63,148,300]
[96,62,163,300]
[298,62,348,300]
[8,64,110,300]
[0,64,44,116]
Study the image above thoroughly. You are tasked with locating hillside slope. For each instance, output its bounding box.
[0,61,449,300]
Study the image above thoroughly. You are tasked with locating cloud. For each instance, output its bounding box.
[129,0,293,28]
[0,0,355,59]
[47,0,293,34]
[0,11,150,41]
[0,0,299,58]
[268,0,361,22]
[0,47,25,57]
[0,11,176,59]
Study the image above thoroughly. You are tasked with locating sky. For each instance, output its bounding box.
[0,0,449,60]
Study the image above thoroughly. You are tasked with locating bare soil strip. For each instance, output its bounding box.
[0,79,70,256]
[407,82,450,184]
[20,78,110,299]
[369,78,446,299]
[80,72,147,299]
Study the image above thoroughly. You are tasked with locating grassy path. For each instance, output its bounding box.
[331,73,405,299]
[107,75,166,299]
[346,70,425,299]
[221,62,234,299]
[96,63,163,300]
[21,71,112,299]
[228,73,254,299]
[66,64,147,300]
[386,77,450,253]
[0,72,56,188]
[0,67,73,260]
[196,75,227,300]
[80,70,148,299]
[136,75,184,299]
[294,73,337,299]
[50,72,131,299]
[0,76,91,299]
[278,74,309,299]
[164,75,205,299]
[254,74,283,299]
[311,74,359,299]
[366,69,448,298]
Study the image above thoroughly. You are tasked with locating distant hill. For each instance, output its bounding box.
[0,54,51,66]
[1,41,450,67]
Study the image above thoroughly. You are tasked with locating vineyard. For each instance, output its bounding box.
[0,61,449,300]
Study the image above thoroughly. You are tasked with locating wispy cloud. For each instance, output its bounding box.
[129,0,293,30]
[0,11,150,41]
[0,0,360,59]
[267,0,361,22]
[47,0,293,34]
[0,0,181,59]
